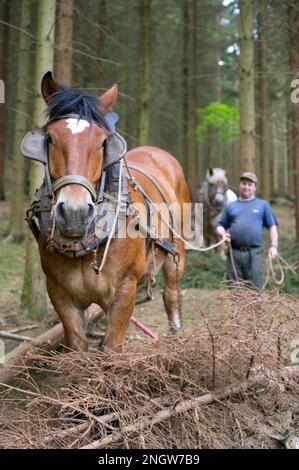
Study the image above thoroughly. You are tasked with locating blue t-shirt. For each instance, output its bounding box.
[217,197,278,248]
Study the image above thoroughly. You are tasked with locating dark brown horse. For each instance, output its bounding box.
[22,72,190,352]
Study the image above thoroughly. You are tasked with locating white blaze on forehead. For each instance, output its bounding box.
[66,118,90,134]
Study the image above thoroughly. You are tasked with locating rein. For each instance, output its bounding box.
[227,243,297,289]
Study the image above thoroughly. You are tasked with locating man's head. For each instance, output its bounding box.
[239,172,257,200]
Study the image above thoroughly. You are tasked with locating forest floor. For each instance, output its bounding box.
[0,197,299,448]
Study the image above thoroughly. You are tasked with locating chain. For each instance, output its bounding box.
[91,247,100,274]
[173,241,183,326]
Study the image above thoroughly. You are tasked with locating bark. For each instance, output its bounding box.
[0,0,9,200]
[282,103,289,194]
[187,0,198,200]
[22,0,56,318]
[95,0,106,86]
[137,0,152,145]
[258,1,270,199]
[182,1,198,199]
[288,2,299,238]
[55,0,74,84]
[182,1,189,176]
[239,0,256,173]
[9,0,32,242]
[271,108,279,194]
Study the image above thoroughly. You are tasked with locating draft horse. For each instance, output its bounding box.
[197,168,237,256]
[21,72,190,352]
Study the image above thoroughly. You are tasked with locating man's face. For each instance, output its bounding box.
[239,179,257,199]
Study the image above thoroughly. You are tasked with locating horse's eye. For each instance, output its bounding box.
[47,135,53,145]
[99,140,107,151]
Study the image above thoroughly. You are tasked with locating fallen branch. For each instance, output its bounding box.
[80,365,299,449]
[0,304,103,385]
[0,331,33,342]
[9,324,38,333]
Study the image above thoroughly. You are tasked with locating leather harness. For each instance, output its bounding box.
[22,115,177,260]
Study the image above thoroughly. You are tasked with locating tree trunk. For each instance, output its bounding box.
[239,0,256,173]
[288,2,299,238]
[55,0,74,84]
[9,0,32,243]
[182,0,189,177]
[258,0,270,199]
[0,0,9,200]
[282,103,289,195]
[95,0,106,86]
[271,109,279,194]
[187,0,198,200]
[22,0,56,318]
[137,0,152,145]
[182,0,198,196]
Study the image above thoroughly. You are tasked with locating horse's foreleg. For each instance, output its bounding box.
[103,274,138,352]
[46,280,87,351]
[162,245,185,332]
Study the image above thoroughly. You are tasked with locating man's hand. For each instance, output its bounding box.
[222,231,231,244]
[216,226,231,244]
[268,246,278,258]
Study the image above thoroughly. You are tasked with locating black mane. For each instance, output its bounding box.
[45,85,110,131]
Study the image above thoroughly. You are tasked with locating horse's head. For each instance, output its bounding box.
[22,72,126,242]
[205,167,228,210]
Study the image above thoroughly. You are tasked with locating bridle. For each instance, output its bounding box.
[21,112,128,257]
[203,178,228,214]
[21,112,127,203]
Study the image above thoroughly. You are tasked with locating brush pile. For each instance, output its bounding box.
[0,287,299,449]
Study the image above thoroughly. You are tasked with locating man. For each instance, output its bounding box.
[216,172,278,289]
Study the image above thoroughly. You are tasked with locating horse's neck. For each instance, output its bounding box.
[197,180,209,202]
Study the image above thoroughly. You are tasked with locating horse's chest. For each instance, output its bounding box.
[41,253,113,303]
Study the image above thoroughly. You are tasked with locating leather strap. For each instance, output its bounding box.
[52,175,97,202]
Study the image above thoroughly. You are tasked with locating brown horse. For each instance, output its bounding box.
[22,72,190,352]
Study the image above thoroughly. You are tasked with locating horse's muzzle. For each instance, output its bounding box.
[54,195,95,239]
[214,194,224,209]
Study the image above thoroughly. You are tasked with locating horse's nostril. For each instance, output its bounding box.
[88,203,95,219]
[56,202,66,219]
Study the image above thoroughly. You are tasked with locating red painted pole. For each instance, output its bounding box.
[131,316,158,340]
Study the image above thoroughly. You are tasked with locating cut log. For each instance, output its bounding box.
[0,304,103,385]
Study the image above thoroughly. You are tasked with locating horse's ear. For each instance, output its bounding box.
[208,167,214,176]
[41,71,60,102]
[99,83,119,113]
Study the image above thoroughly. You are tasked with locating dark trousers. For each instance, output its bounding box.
[227,247,263,289]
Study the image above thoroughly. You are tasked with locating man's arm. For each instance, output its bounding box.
[268,224,278,258]
[216,225,231,243]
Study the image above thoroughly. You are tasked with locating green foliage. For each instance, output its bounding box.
[0,242,24,291]
[156,251,227,290]
[274,239,299,295]
[196,102,239,143]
